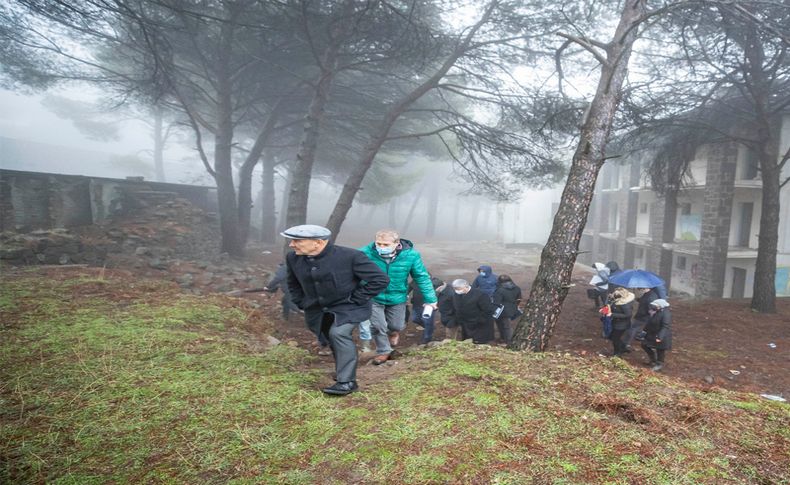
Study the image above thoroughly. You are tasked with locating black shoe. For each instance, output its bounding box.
[322,381,359,395]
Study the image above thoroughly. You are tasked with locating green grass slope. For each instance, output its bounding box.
[1,270,788,484]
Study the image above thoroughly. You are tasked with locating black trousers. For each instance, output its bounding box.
[495,316,513,344]
[641,344,666,364]
[610,327,628,355]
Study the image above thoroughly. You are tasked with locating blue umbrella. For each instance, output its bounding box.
[608,269,665,289]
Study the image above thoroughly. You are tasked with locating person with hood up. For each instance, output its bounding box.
[625,287,660,349]
[606,287,635,357]
[492,274,522,345]
[472,265,498,298]
[641,298,672,371]
[589,262,611,308]
[359,229,437,365]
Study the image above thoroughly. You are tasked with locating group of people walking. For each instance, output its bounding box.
[597,267,673,372]
[279,224,523,396]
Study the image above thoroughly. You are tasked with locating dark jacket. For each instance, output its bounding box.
[643,307,672,349]
[358,238,436,305]
[634,289,659,323]
[286,243,389,329]
[472,265,498,297]
[492,281,522,320]
[266,264,289,293]
[610,301,633,331]
[437,284,455,326]
[410,276,444,309]
[449,288,495,343]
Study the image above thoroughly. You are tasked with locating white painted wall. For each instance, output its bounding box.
[671,253,699,295]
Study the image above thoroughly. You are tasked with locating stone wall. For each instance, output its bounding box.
[0,169,216,232]
[695,141,738,298]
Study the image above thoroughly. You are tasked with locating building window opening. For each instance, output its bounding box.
[742,149,759,180]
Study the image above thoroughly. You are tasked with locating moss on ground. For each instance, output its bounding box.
[1,270,788,484]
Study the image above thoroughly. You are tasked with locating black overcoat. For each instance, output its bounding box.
[610,301,633,331]
[286,243,389,335]
[492,282,522,319]
[634,289,659,322]
[451,288,495,343]
[643,308,672,350]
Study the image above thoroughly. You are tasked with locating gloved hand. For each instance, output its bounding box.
[599,304,612,317]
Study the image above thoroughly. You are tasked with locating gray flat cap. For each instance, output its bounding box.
[280,224,332,240]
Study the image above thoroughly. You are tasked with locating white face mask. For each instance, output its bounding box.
[454,287,469,295]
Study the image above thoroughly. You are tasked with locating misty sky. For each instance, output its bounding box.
[0,87,206,182]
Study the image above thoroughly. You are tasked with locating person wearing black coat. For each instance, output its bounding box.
[435,281,458,339]
[492,275,522,345]
[625,287,659,348]
[283,225,389,395]
[641,298,672,371]
[448,279,495,344]
[607,287,635,356]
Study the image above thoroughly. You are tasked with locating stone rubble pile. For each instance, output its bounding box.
[1,197,278,296]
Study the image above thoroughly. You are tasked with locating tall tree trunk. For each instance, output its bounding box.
[237,100,285,246]
[324,3,498,237]
[400,182,426,235]
[469,202,480,237]
[279,164,293,231]
[285,2,353,233]
[214,29,243,257]
[260,154,277,244]
[752,141,780,313]
[153,106,165,182]
[425,179,439,238]
[284,57,339,230]
[363,203,378,225]
[739,20,779,313]
[388,197,398,227]
[452,198,461,237]
[511,0,646,352]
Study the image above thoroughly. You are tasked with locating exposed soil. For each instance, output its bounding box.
[251,240,790,399]
[7,211,787,400]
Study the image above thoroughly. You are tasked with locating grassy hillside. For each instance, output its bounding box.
[2,269,788,484]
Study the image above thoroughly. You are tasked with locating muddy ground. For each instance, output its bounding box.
[249,240,790,400]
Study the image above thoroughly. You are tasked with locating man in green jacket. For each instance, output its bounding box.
[359,229,437,364]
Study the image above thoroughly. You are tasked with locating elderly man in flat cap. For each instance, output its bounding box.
[282,224,389,395]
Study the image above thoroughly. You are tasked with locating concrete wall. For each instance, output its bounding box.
[0,169,216,232]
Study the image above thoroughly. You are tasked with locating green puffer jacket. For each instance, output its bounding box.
[359,239,437,305]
